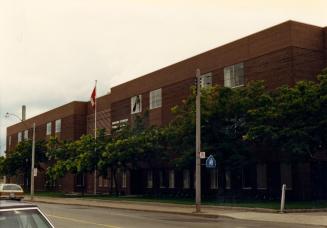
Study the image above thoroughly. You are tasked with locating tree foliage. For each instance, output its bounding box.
[3,70,327,193]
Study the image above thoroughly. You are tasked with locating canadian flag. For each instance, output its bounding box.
[90,86,96,109]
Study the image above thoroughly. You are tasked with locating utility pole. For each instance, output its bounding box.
[195,68,201,213]
[30,122,36,200]
[5,111,36,201]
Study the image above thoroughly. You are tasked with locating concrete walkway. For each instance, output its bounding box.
[25,196,327,227]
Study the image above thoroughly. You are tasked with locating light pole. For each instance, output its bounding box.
[195,69,202,212]
[5,112,36,200]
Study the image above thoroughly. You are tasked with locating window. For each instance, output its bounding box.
[98,176,103,187]
[131,95,142,114]
[149,88,162,109]
[55,119,61,133]
[17,132,22,143]
[147,170,153,188]
[122,170,127,188]
[159,170,165,188]
[280,163,292,190]
[46,122,52,136]
[76,174,85,187]
[103,176,108,187]
[257,164,267,189]
[112,174,116,188]
[242,166,252,189]
[224,63,244,88]
[183,170,190,189]
[24,130,28,140]
[200,72,212,88]
[225,169,231,189]
[210,168,218,189]
[169,170,175,188]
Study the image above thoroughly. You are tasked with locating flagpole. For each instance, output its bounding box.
[94,80,97,195]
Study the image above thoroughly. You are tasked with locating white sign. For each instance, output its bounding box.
[34,168,38,177]
[199,152,206,159]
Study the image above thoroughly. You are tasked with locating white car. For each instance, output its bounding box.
[0,200,55,227]
[0,184,24,201]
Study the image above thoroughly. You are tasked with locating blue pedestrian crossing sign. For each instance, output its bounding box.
[206,155,216,168]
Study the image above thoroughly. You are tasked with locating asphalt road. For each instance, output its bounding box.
[37,202,324,228]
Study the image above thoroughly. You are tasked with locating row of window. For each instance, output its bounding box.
[11,63,244,145]
[130,63,245,114]
[98,170,127,188]
[146,169,219,189]
[131,88,162,114]
[145,164,292,190]
[46,119,62,136]
[12,119,62,145]
[16,130,29,144]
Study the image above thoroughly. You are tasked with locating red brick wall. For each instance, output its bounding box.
[7,102,87,149]
[245,47,293,89]
[108,21,296,104]
[111,98,130,123]
[162,78,193,125]
[87,109,111,135]
[292,47,325,82]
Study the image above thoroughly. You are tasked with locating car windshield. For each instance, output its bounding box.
[0,208,52,228]
[2,185,22,191]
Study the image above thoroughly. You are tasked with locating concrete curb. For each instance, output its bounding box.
[78,198,278,213]
[24,198,231,220]
[25,196,327,214]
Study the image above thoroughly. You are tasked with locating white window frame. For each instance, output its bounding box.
[131,95,142,114]
[147,170,153,188]
[224,63,244,88]
[200,72,212,88]
[149,88,162,110]
[210,168,218,189]
[183,170,190,189]
[46,122,52,136]
[17,132,22,143]
[169,170,175,189]
[55,119,61,133]
[23,130,28,140]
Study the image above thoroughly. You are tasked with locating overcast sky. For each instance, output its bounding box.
[1,0,327,154]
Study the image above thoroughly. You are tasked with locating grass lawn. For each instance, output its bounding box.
[33,192,327,210]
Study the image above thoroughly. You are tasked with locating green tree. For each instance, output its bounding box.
[2,140,47,188]
[98,113,167,195]
[245,72,327,162]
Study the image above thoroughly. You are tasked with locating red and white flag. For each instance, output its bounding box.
[90,86,96,109]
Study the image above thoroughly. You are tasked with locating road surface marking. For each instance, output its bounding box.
[48,214,121,228]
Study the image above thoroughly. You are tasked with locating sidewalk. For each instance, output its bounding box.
[25,196,327,227]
